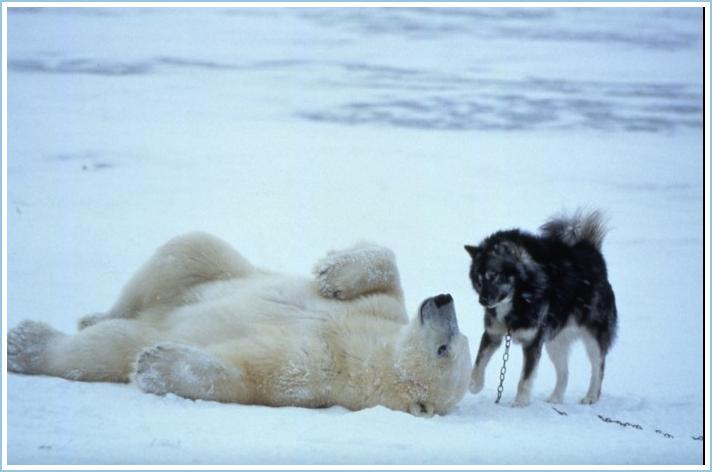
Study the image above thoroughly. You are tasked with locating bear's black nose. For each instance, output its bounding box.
[433,293,453,308]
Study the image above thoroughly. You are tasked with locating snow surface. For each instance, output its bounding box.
[5,6,706,466]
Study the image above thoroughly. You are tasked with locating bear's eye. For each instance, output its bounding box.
[437,344,448,357]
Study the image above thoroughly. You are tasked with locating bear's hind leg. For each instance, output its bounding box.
[9,319,156,382]
[80,232,255,329]
[8,321,62,376]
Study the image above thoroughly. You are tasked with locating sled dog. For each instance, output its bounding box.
[465,210,617,406]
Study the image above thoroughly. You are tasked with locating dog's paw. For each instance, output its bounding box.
[469,375,484,395]
[512,395,531,408]
[546,393,564,404]
[8,321,59,374]
[579,393,600,405]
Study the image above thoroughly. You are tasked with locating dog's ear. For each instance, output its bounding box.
[464,245,480,259]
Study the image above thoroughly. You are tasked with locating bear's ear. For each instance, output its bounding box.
[464,245,480,258]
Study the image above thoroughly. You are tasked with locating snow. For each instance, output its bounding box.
[5,6,705,466]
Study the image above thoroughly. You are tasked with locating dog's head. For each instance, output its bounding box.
[466,230,549,309]
[465,242,519,309]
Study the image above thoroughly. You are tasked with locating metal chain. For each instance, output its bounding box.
[597,414,643,431]
[491,332,703,443]
[495,330,512,404]
[552,409,702,441]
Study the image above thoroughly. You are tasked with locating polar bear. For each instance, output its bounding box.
[8,232,471,417]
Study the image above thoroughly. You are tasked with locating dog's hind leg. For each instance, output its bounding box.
[79,232,255,329]
[469,331,503,394]
[313,243,403,302]
[581,330,605,404]
[545,332,575,404]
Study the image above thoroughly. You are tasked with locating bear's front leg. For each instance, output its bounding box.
[313,243,403,301]
[133,343,248,403]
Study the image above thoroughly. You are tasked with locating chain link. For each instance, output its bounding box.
[495,330,512,404]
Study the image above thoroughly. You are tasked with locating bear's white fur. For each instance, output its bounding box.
[8,232,472,417]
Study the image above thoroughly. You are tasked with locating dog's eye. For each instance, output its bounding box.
[437,344,448,357]
[485,271,494,280]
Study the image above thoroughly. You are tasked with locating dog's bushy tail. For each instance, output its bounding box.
[540,209,608,250]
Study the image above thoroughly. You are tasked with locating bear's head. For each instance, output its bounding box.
[394,294,471,417]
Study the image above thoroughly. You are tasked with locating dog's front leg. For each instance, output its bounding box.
[513,334,544,407]
[469,331,503,394]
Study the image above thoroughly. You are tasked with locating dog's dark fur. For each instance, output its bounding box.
[465,210,617,406]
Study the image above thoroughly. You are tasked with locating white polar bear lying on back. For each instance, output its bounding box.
[8,233,471,417]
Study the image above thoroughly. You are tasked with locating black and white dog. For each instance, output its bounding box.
[465,210,617,406]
